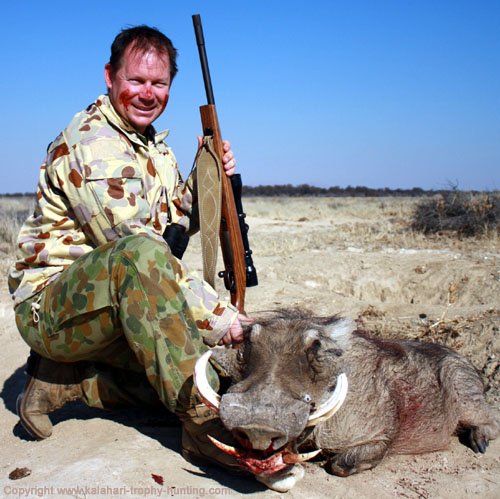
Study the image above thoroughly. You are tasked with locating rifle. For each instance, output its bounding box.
[192,14,257,314]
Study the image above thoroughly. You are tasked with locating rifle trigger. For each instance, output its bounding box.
[218,270,236,293]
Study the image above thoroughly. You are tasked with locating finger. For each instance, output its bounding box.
[223,159,235,171]
[231,331,244,343]
[222,139,231,152]
[230,320,244,342]
[221,332,232,345]
[238,314,254,326]
[223,150,234,163]
[223,164,235,177]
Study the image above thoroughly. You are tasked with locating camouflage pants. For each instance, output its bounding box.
[14,235,219,414]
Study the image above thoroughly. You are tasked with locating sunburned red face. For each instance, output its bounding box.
[105,45,171,134]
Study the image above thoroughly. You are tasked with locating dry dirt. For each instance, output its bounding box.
[0,196,499,498]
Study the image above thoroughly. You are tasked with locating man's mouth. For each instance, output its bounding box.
[207,435,321,476]
[133,104,156,113]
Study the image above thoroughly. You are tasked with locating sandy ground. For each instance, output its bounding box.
[0,196,499,498]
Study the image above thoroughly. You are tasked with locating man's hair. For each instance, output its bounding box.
[108,25,178,81]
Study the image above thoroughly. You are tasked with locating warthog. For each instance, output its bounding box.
[195,310,499,492]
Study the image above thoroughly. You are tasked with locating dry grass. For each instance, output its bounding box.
[0,196,34,278]
[244,196,499,255]
[3,195,498,262]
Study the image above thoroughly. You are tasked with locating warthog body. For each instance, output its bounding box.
[197,310,499,492]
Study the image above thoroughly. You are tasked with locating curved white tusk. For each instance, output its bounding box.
[193,350,221,413]
[306,373,348,427]
[207,435,245,458]
[283,449,322,464]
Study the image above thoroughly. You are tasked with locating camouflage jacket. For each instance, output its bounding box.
[9,95,237,338]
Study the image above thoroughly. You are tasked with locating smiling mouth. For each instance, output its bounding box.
[133,105,156,113]
[207,435,321,476]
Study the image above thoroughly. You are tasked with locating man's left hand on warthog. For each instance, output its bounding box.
[195,309,499,492]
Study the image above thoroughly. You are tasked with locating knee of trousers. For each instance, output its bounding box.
[111,235,178,268]
[113,234,169,254]
[108,235,184,293]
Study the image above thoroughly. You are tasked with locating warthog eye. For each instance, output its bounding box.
[303,394,312,403]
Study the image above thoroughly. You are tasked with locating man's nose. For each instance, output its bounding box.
[139,83,153,99]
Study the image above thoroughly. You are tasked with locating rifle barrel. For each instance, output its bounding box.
[192,14,257,312]
[192,14,215,105]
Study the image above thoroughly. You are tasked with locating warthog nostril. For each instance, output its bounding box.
[233,429,253,449]
[234,425,288,452]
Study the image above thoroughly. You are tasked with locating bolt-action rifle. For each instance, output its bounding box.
[192,14,257,314]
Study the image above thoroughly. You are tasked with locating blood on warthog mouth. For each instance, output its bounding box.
[207,435,321,476]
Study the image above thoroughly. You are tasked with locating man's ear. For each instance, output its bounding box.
[104,63,113,90]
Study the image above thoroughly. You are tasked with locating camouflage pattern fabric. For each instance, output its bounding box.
[9,94,197,305]
[14,235,234,413]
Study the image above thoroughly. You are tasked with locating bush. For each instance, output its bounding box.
[411,191,500,236]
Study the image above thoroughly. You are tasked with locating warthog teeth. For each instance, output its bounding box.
[282,449,322,463]
[194,350,221,413]
[208,434,322,466]
[207,434,245,458]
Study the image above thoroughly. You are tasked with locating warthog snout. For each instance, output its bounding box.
[220,390,310,451]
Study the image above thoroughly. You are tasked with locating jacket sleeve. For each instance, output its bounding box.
[174,260,239,346]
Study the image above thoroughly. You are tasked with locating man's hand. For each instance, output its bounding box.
[197,137,236,176]
[219,314,253,345]
[221,140,236,176]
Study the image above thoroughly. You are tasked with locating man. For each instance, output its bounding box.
[9,25,243,470]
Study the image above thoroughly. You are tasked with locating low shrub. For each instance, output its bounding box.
[411,191,499,236]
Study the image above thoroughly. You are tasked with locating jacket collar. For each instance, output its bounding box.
[96,94,169,147]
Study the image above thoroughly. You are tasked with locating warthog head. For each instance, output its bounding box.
[195,310,351,476]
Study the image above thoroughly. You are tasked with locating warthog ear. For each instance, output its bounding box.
[306,334,340,380]
[323,318,355,350]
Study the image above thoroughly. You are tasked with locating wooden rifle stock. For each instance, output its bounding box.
[193,14,248,313]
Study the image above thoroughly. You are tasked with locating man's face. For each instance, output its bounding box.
[104,45,171,133]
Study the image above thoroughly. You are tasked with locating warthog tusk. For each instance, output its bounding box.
[282,449,322,463]
[194,350,220,413]
[307,373,348,427]
[207,434,246,458]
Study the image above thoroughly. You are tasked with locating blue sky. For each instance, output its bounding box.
[1,0,499,192]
